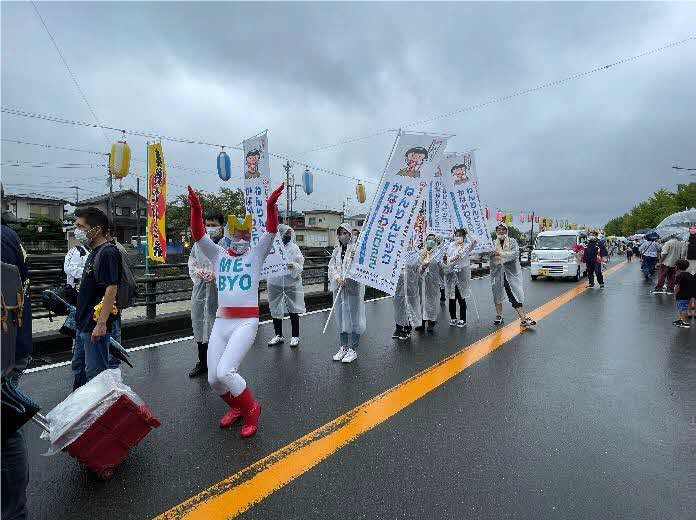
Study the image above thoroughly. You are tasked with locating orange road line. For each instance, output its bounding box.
[156,261,627,520]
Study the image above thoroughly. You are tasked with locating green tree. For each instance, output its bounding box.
[167,187,245,238]
[15,216,64,242]
[603,182,696,235]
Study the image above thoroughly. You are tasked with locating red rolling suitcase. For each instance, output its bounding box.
[62,394,160,479]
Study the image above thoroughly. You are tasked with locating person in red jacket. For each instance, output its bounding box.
[187,182,284,438]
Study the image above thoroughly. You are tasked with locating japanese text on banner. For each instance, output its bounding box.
[349,131,451,295]
[242,132,289,279]
[147,143,167,262]
[441,151,495,254]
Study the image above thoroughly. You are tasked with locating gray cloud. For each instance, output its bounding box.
[2,1,694,227]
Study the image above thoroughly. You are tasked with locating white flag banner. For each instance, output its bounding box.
[349,131,451,295]
[441,151,495,254]
[242,132,290,279]
[426,167,453,237]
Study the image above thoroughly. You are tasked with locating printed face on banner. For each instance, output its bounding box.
[441,151,495,254]
[245,150,262,179]
[349,131,450,295]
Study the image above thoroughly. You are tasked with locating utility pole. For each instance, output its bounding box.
[136,176,141,246]
[283,160,292,224]
[69,186,79,204]
[107,153,114,223]
[529,211,535,246]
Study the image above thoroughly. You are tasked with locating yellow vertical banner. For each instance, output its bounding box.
[147,143,167,262]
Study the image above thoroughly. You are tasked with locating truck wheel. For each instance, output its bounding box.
[531,275,538,281]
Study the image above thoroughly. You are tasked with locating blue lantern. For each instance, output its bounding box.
[302,168,314,195]
[217,149,231,181]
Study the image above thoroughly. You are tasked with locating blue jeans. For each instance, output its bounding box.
[339,332,360,350]
[72,321,120,389]
[72,331,111,389]
[1,429,28,520]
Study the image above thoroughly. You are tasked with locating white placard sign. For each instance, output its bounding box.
[441,151,495,254]
[242,132,290,279]
[349,131,451,295]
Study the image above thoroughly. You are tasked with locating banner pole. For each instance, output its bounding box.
[145,142,150,276]
[322,286,342,334]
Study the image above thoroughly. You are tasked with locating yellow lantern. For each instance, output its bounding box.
[356,182,366,204]
[109,135,131,179]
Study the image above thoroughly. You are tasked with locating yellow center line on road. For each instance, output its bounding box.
[157,261,627,520]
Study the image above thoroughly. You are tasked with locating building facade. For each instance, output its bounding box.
[2,194,68,222]
[74,190,147,244]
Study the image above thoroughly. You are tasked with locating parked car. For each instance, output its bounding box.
[530,230,587,281]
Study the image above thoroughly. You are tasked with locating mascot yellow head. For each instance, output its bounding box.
[228,214,252,235]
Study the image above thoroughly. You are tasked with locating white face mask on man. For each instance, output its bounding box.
[74,227,95,246]
[339,234,351,245]
[206,226,222,238]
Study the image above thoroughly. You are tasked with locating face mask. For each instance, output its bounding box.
[74,227,94,246]
[282,235,291,245]
[426,240,436,249]
[230,239,249,255]
[206,226,222,238]
[339,234,350,245]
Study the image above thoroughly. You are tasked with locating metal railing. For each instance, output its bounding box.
[28,250,530,321]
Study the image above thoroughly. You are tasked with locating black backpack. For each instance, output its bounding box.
[687,238,696,261]
[93,242,138,310]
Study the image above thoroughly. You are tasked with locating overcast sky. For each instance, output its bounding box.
[2,1,695,228]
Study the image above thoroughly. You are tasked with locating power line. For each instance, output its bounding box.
[30,2,110,147]
[296,35,696,154]
[1,138,108,156]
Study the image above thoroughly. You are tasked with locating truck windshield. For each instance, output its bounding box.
[535,235,576,250]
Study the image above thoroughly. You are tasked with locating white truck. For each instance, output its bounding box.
[530,230,587,281]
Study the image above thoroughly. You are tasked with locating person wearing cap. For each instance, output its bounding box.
[490,222,536,327]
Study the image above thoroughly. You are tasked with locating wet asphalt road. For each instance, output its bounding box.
[19,259,694,519]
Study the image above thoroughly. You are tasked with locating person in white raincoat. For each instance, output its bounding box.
[329,224,365,363]
[187,213,224,377]
[267,225,306,347]
[443,228,477,327]
[418,233,442,332]
[490,222,536,327]
[392,242,421,340]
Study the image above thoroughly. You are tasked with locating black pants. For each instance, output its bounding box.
[503,274,523,309]
[1,429,28,520]
[196,342,208,366]
[273,314,300,337]
[586,262,604,285]
[449,285,467,321]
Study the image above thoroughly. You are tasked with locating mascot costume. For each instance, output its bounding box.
[187,182,284,437]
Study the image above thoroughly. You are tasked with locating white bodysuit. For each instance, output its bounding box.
[195,231,276,396]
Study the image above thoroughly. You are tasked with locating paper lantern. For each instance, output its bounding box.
[303,168,314,195]
[484,208,490,220]
[109,139,131,179]
[217,150,231,181]
[495,210,503,221]
[356,182,366,204]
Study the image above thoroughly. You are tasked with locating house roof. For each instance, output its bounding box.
[76,189,147,206]
[304,210,342,216]
[292,226,330,232]
[346,213,367,220]
[4,194,69,205]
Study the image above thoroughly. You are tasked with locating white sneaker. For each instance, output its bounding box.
[341,348,357,363]
[268,335,284,346]
[449,319,458,327]
[457,320,466,328]
[333,346,348,361]
[290,337,300,347]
